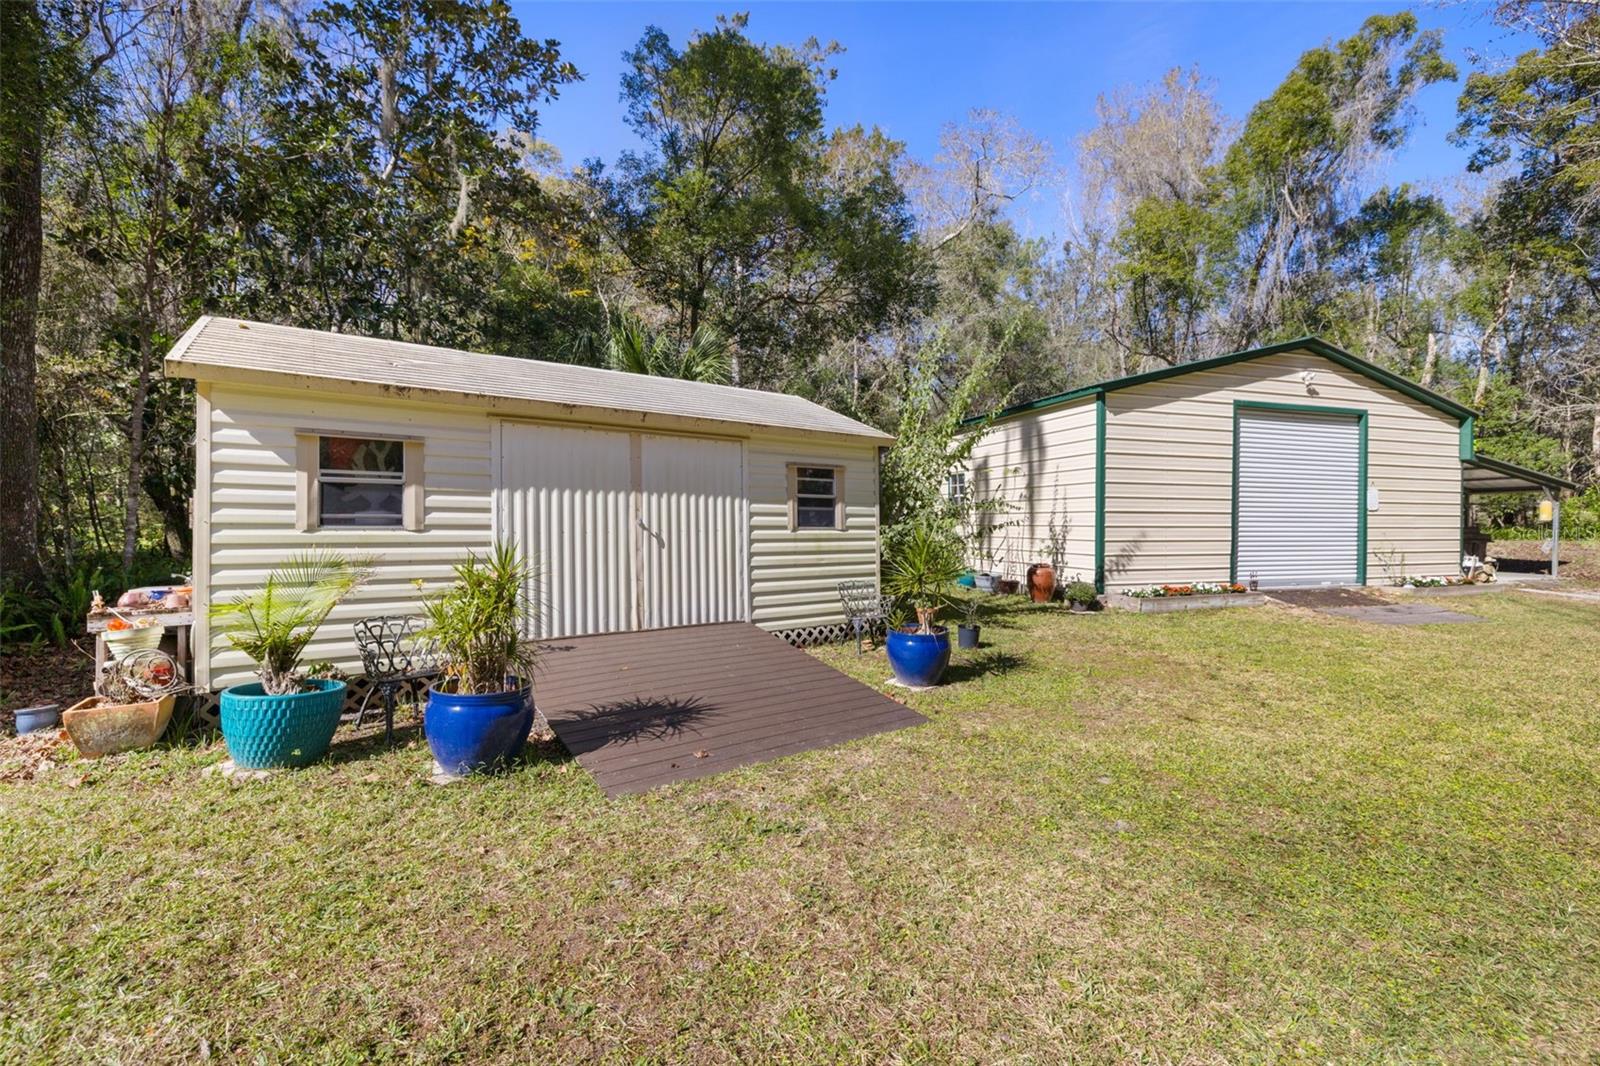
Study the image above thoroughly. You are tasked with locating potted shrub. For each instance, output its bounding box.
[956,597,981,649]
[883,522,964,687]
[1065,580,1099,613]
[210,552,372,769]
[419,542,538,776]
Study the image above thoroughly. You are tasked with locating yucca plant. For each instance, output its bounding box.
[419,542,540,695]
[209,552,374,694]
[883,520,966,633]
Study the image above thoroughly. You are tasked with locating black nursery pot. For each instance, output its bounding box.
[957,624,980,649]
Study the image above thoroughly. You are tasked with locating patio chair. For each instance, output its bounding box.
[353,615,441,745]
[837,580,893,655]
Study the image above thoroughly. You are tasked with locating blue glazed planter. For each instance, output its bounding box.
[14,704,61,735]
[220,680,346,769]
[886,626,951,688]
[424,682,534,776]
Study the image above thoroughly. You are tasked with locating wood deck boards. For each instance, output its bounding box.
[535,623,925,796]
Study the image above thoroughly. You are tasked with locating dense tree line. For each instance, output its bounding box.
[2,0,1598,623]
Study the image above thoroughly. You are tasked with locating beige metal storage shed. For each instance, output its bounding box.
[963,337,1486,592]
[166,316,890,691]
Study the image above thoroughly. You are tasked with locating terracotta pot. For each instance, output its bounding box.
[1027,564,1056,604]
[63,694,175,757]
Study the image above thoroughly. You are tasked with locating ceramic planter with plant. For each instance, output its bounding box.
[956,597,981,649]
[883,522,965,688]
[210,552,373,769]
[420,542,539,777]
[1065,580,1099,613]
[63,648,186,757]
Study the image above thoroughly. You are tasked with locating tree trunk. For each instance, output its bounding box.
[1475,270,1517,409]
[122,324,154,571]
[1420,331,1437,389]
[0,0,46,588]
[1592,403,1600,488]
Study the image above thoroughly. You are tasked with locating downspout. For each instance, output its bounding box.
[1549,490,1561,579]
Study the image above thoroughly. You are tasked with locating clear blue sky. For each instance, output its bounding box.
[516,2,1525,238]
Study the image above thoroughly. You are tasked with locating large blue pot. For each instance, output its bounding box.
[886,626,951,688]
[424,681,534,776]
[220,679,346,769]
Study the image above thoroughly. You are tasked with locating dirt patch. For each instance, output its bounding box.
[1493,539,1600,585]
[1,641,96,727]
[1266,587,1387,609]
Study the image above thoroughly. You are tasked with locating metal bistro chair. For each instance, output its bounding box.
[837,580,893,655]
[353,615,441,745]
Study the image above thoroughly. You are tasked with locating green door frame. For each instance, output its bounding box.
[1094,392,1106,593]
[1230,400,1369,587]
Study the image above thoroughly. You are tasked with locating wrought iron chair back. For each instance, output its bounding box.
[836,580,893,654]
[353,616,442,742]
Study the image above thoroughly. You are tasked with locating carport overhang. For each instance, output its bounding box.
[1462,456,1577,577]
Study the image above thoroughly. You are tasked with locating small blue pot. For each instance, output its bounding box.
[886,626,951,688]
[220,680,346,769]
[957,573,977,588]
[14,704,61,735]
[424,681,534,776]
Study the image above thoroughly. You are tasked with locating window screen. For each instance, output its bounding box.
[946,471,967,506]
[319,436,404,527]
[794,466,839,529]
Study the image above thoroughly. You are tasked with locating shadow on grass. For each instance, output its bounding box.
[945,649,1026,684]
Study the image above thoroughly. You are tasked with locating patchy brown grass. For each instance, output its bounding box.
[4,592,1600,1062]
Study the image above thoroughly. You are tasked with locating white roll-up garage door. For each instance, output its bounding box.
[1235,407,1361,588]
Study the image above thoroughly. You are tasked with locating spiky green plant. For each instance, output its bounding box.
[419,542,540,695]
[602,312,732,384]
[883,520,966,633]
[210,552,374,694]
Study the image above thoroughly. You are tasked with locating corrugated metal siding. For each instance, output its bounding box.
[640,434,745,629]
[202,385,494,689]
[1103,350,1461,587]
[1235,409,1360,587]
[168,316,890,442]
[498,422,635,639]
[748,437,881,631]
[963,398,1097,582]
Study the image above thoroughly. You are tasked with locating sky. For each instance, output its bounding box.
[515,2,1529,238]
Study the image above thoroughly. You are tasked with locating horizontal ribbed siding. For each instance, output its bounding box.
[964,398,1097,583]
[748,437,880,631]
[1103,350,1461,587]
[200,385,494,689]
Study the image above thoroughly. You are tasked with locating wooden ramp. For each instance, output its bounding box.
[535,623,925,797]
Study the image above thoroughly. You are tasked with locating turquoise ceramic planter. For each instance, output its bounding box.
[220,679,346,769]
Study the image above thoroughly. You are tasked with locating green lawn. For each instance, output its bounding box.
[4,592,1600,1062]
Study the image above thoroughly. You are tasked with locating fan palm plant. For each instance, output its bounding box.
[209,552,374,694]
[598,312,732,384]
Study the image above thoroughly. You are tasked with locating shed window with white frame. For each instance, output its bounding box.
[296,433,424,532]
[789,464,844,530]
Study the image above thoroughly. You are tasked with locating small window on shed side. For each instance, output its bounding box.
[787,464,845,531]
[296,433,423,532]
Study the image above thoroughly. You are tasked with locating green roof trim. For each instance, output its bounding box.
[964,336,1477,427]
[1464,455,1578,493]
